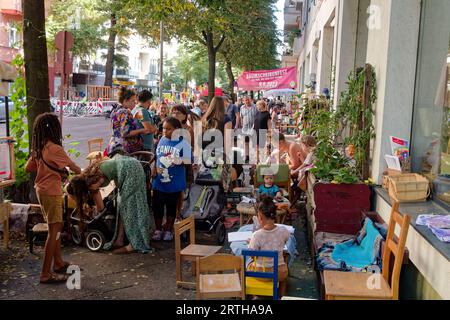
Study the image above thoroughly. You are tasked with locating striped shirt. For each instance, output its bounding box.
[240,104,257,134]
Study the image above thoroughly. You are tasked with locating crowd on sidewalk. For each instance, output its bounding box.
[25,87,314,285]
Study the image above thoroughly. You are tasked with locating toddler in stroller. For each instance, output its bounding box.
[66,151,155,252]
[66,181,119,251]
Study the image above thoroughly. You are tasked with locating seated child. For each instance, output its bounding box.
[291,135,316,187]
[248,196,290,288]
[258,174,283,200]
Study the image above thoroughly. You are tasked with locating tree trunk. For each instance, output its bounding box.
[206,40,216,103]
[23,0,50,203]
[104,14,117,87]
[203,30,225,103]
[225,59,236,102]
[23,0,51,143]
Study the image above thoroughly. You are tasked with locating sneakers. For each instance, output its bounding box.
[152,230,173,242]
[152,230,163,241]
[163,231,174,242]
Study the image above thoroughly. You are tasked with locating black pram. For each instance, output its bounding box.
[180,164,228,244]
[69,152,155,251]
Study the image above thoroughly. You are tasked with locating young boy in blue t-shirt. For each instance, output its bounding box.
[258,174,283,200]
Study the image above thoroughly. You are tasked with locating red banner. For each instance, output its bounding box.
[237,67,298,91]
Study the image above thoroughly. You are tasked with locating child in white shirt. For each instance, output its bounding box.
[248,196,290,286]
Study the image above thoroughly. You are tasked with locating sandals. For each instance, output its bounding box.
[54,262,83,274]
[40,273,68,284]
[53,262,71,274]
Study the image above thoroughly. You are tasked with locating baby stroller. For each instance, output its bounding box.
[69,152,155,252]
[180,163,228,245]
[69,185,119,251]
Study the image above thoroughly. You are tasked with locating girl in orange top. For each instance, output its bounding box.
[26,113,81,284]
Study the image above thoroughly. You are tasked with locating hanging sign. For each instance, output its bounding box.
[237,67,298,91]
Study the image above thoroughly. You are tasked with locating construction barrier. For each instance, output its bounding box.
[51,98,116,117]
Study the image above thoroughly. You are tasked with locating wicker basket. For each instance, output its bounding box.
[388,174,430,203]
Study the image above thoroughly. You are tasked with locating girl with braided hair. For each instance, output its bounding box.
[25,112,81,284]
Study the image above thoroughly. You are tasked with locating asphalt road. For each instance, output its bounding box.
[61,116,111,168]
[0,115,111,168]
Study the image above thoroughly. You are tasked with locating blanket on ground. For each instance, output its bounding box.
[316,218,384,272]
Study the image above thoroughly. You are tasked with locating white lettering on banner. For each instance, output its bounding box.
[245,69,288,80]
[258,81,279,89]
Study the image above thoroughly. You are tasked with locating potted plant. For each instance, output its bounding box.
[303,64,377,236]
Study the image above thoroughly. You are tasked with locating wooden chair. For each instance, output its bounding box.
[86,138,104,164]
[242,249,282,300]
[174,215,222,287]
[0,201,12,249]
[253,164,292,223]
[323,201,411,300]
[254,164,291,198]
[196,254,245,300]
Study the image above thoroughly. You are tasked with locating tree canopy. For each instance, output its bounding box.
[125,0,280,100]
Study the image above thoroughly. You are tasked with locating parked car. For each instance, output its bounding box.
[0,97,11,122]
[0,97,23,122]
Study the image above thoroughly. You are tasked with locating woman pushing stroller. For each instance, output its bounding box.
[68,154,155,254]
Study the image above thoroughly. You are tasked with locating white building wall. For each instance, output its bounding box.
[296,0,338,92]
[366,0,421,182]
[333,0,359,106]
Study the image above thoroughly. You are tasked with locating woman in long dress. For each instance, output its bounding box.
[68,155,155,254]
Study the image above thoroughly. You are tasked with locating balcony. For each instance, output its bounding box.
[281,55,297,68]
[284,1,301,32]
[0,0,22,16]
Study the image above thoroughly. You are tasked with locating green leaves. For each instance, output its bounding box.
[8,54,29,186]
[304,65,377,184]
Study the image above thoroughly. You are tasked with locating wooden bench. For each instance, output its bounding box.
[313,210,409,299]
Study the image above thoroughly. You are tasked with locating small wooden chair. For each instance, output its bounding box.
[0,201,13,249]
[242,250,281,300]
[174,215,222,287]
[86,138,104,164]
[323,201,410,300]
[196,254,245,300]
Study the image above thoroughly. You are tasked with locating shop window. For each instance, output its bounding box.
[411,0,450,203]
[411,0,450,204]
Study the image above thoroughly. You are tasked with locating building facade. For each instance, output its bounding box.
[71,33,161,99]
[284,0,450,300]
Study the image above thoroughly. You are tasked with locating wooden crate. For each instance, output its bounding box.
[388,174,430,203]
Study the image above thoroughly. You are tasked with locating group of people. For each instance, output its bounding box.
[25,86,315,285]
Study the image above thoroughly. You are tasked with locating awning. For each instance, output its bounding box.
[0,9,22,16]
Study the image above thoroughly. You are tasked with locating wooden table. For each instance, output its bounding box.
[236,198,290,226]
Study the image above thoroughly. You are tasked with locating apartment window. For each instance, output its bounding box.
[411,0,450,183]
[8,23,20,48]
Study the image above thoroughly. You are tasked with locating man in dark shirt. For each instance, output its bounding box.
[224,95,240,129]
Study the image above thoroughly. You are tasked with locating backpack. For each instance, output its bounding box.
[181,184,226,220]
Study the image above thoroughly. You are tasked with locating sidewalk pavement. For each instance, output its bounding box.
[0,208,318,300]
